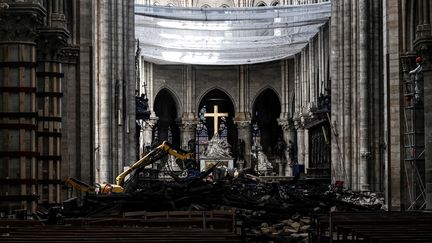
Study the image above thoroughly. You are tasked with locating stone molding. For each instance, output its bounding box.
[0,2,46,42]
[179,119,197,131]
[59,45,79,64]
[234,119,251,129]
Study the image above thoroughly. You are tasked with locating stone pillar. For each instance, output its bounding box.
[295,117,305,166]
[179,119,196,151]
[94,0,136,183]
[416,0,431,40]
[139,117,157,157]
[359,0,370,191]
[235,120,251,168]
[0,2,46,213]
[278,118,296,176]
[59,46,79,199]
[236,64,251,168]
[179,64,197,151]
[36,27,69,204]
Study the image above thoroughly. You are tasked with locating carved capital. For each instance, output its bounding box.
[143,118,158,130]
[0,2,46,42]
[234,119,251,129]
[277,118,295,131]
[37,27,70,61]
[179,120,197,131]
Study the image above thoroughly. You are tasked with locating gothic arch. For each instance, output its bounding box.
[154,88,181,147]
[255,1,267,7]
[154,86,182,117]
[252,88,282,155]
[251,85,281,110]
[197,87,236,114]
[197,88,237,146]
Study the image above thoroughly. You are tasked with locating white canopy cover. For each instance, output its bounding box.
[135,2,331,65]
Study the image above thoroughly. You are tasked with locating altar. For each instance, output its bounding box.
[199,158,234,172]
[199,105,234,171]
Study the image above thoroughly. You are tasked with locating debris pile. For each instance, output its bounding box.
[325,184,385,210]
[62,175,384,218]
[238,210,312,243]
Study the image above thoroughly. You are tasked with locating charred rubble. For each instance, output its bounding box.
[56,168,384,217]
[28,168,386,242]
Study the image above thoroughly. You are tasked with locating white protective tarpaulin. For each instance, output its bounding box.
[135,2,331,65]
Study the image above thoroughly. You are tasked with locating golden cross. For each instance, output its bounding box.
[204,105,228,135]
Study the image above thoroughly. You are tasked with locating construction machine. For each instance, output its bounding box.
[65,141,197,194]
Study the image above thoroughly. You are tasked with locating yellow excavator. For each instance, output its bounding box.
[65,141,197,194]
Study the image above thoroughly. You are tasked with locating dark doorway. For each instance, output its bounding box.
[197,89,236,154]
[252,89,282,155]
[154,89,180,147]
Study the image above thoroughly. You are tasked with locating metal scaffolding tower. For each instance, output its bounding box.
[403,62,425,210]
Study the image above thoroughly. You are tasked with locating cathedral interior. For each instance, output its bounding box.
[0,0,432,242]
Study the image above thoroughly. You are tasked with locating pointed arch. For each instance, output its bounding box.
[154,88,181,147]
[197,88,237,149]
[154,86,182,117]
[197,87,236,114]
[251,86,281,109]
[252,88,282,155]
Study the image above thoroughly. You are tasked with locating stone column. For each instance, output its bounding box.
[36,27,69,204]
[359,0,371,191]
[0,2,46,213]
[342,0,352,186]
[416,0,431,40]
[94,0,136,182]
[235,120,251,168]
[59,46,79,199]
[140,117,157,157]
[179,120,196,151]
[278,118,296,176]
[236,64,252,168]
[179,64,197,150]
[295,118,305,166]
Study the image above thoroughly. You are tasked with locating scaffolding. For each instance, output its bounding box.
[403,62,425,210]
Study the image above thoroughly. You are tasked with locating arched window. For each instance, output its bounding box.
[256,1,267,7]
[167,3,174,7]
[201,4,211,8]
[153,2,159,6]
[220,4,229,8]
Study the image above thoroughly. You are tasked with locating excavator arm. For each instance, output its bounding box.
[115,141,196,188]
[65,141,196,194]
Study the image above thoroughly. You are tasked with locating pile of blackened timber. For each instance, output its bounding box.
[67,177,383,217]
